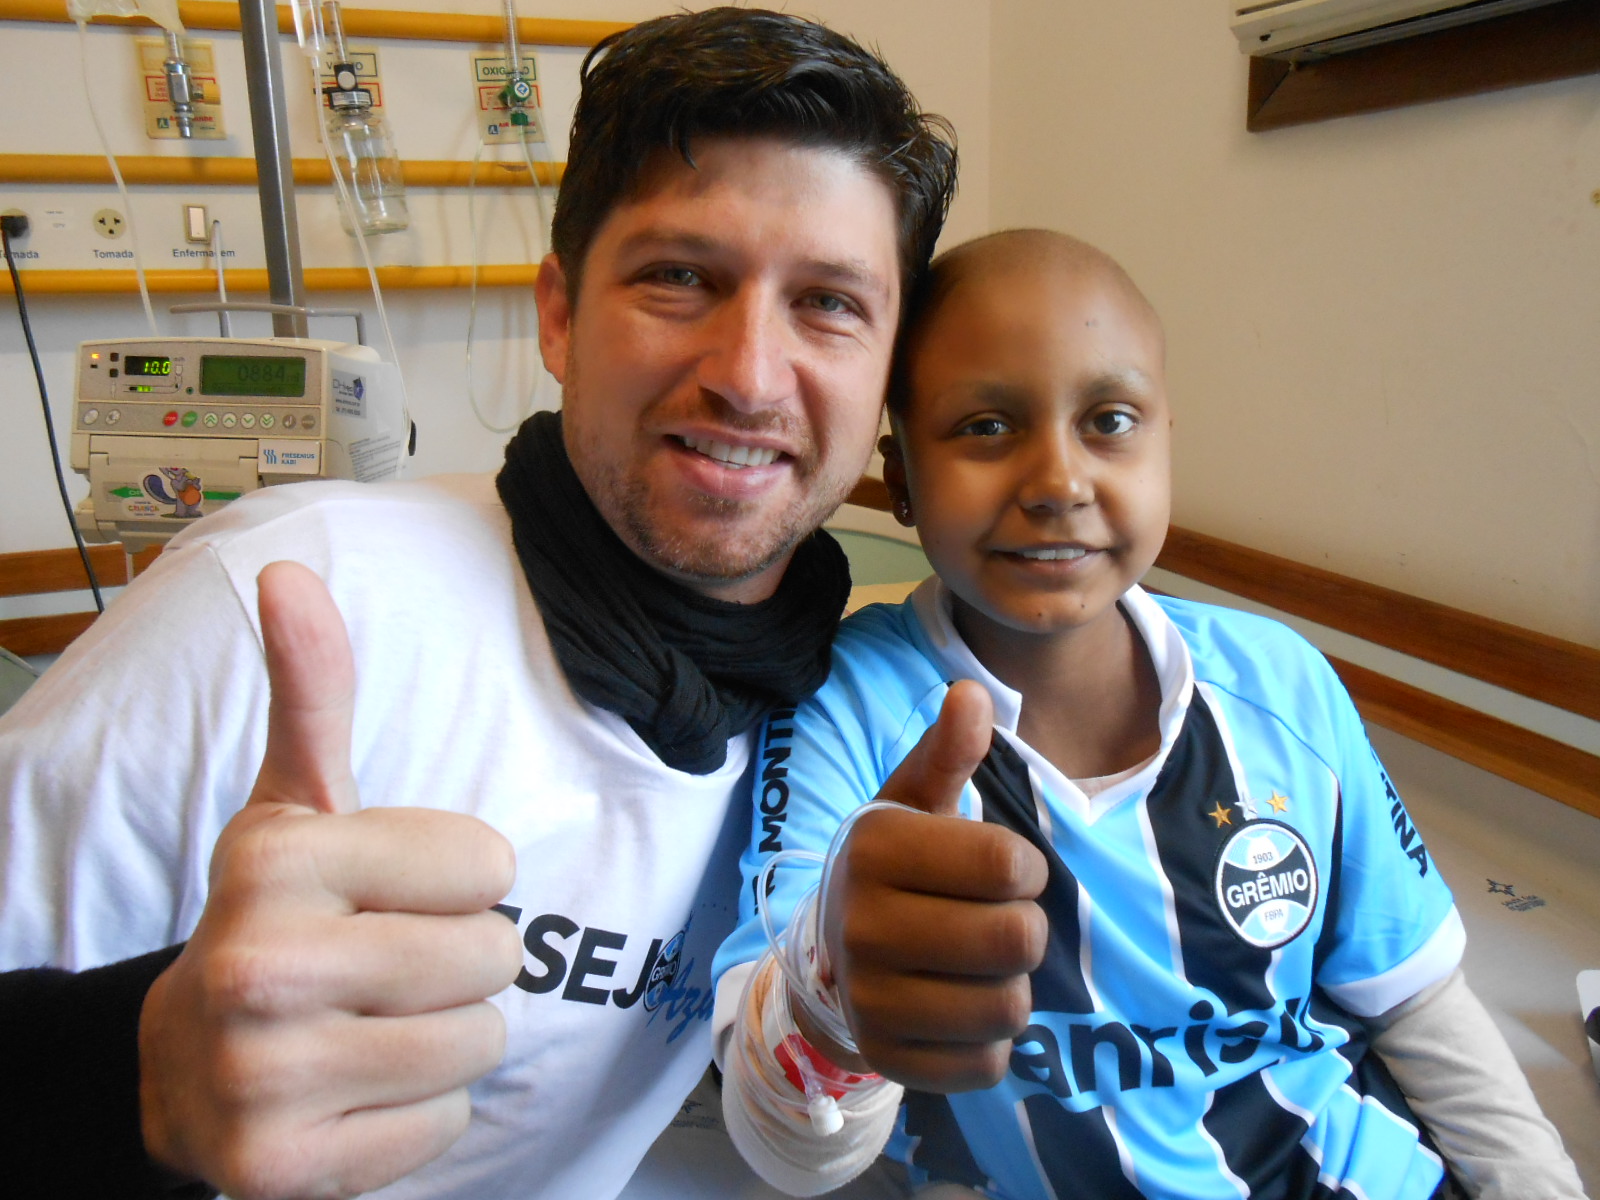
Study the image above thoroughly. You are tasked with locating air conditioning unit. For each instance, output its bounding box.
[1231,0,1565,59]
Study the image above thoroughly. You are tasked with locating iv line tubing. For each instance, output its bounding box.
[503,0,522,80]
[210,219,231,336]
[302,16,411,453]
[74,20,157,336]
[463,0,551,434]
[464,143,550,433]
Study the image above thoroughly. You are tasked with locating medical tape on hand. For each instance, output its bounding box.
[762,956,878,1110]
[758,800,915,1056]
[748,800,915,1133]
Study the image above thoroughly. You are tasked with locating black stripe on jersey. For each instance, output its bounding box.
[1201,1068,1321,1200]
[1310,783,1345,977]
[1146,691,1276,1014]
[903,1091,990,1189]
[1303,992,1441,1172]
[1202,1060,1432,1200]
[1330,1003,1437,1156]
[1309,988,1366,1072]
[973,734,1095,1015]
[1020,1093,1144,1199]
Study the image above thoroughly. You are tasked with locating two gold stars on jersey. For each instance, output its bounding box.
[1208,790,1291,828]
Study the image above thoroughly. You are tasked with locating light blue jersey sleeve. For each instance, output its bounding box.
[1165,597,1462,1015]
[712,601,947,987]
[1313,656,1463,1014]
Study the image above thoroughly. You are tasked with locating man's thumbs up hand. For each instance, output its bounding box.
[138,563,524,1200]
[245,559,361,818]
[814,681,1049,1093]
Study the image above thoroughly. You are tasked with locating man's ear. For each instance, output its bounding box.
[879,430,914,527]
[534,253,571,385]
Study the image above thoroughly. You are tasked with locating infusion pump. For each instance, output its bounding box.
[72,336,408,552]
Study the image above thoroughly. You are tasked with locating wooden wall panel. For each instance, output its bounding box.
[1246,0,1600,131]
[0,611,98,657]
[0,544,126,598]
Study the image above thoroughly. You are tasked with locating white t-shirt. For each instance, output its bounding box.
[0,474,752,1200]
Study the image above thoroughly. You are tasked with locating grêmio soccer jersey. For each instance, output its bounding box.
[714,579,1464,1200]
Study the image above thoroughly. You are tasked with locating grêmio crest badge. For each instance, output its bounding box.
[1214,820,1318,949]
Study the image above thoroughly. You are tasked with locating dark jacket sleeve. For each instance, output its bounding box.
[1,943,217,1198]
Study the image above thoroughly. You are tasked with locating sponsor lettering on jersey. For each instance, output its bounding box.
[750,709,798,913]
[1377,760,1431,877]
[492,905,713,1043]
[1213,820,1317,949]
[1009,995,1326,1101]
[756,708,797,856]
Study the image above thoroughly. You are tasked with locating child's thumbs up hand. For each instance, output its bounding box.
[812,681,1049,1093]
[880,678,994,818]
[137,562,524,1200]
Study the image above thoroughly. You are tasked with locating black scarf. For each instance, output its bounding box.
[495,410,852,774]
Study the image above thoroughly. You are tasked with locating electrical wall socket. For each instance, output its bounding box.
[93,209,126,239]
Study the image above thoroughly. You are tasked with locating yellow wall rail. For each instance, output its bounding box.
[0,0,626,47]
[0,153,562,188]
[0,264,541,294]
[0,6,593,295]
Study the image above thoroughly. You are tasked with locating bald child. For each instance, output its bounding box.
[710,230,1585,1200]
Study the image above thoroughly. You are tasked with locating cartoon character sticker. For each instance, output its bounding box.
[143,466,205,518]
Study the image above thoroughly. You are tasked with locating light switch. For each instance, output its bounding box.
[184,204,209,243]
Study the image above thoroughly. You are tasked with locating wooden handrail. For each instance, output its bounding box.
[0,544,127,598]
[1330,656,1599,820]
[1154,526,1600,722]
[0,154,563,188]
[0,545,160,656]
[0,1,627,47]
[0,612,100,657]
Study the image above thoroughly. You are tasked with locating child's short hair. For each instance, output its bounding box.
[886,228,1161,417]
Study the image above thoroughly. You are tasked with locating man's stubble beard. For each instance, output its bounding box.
[613,469,845,587]
[561,398,859,592]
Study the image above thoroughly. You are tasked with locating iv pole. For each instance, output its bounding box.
[239,0,309,338]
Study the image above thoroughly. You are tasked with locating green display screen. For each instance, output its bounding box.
[124,355,173,377]
[200,355,308,398]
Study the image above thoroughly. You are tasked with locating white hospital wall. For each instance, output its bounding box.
[988,0,1600,648]
[0,1,990,567]
[529,0,994,248]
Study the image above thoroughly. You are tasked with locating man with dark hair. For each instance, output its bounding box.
[0,9,955,1199]
[553,8,954,298]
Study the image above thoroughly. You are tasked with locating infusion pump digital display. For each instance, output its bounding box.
[118,352,310,397]
[72,336,407,552]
